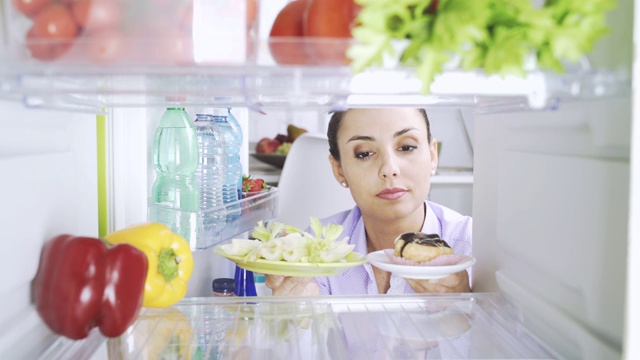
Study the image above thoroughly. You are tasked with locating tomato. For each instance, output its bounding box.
[27,4,79,61]
[26,28,53,60]
[85,29,127,63]
[31,4,79,39]
[26,27,74,61]
[12,0,52,18]
[303,0,359,65]
[268,0,313,65]
[72,0,122,32]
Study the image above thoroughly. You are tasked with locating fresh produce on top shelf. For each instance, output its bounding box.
[303,0,361,64]
[220,218,355,264]
[268,0,360,65]
[71,0,122,32]
[104,222,194,308]
[12,0,52,18]
[33,234,148,340]
[348,0,616,93]
[13,0,258,64]
[269,0,313,65]
[26,3,80,61]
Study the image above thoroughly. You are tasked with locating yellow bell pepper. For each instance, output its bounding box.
[105,222,194,308]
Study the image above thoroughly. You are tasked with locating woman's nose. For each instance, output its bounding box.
[379,152,399,179]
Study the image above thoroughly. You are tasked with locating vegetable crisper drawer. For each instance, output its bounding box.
[107,294,557,360]
[2,0,258,66]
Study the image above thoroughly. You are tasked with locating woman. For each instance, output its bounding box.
[266,108,472,296]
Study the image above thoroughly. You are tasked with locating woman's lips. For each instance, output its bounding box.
[377,188,407,200]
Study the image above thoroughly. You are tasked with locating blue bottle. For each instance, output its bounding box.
[234,265,257,296]
[227,108,244,200]
[193,108,227,241]
[149,107,200,245]
[215,110,242,222]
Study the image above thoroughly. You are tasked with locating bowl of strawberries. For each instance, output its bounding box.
[242,175,272,199]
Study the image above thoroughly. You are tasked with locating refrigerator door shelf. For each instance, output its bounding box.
[148,187,279,250]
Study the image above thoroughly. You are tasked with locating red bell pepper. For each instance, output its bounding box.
[33,234,148,340]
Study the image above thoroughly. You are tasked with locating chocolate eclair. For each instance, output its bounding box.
[393,232,454,262]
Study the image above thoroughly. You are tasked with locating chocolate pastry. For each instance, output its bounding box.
[393,232,453,262]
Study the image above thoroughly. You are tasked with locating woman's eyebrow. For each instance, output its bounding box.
[346,127,418,143]
[394,127,418,137]
[347,135,374,143]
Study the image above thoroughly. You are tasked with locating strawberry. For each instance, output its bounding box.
[242,175,269,194]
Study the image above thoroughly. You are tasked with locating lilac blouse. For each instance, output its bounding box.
[314,201,473,295]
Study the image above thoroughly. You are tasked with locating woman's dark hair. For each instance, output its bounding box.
[327,108,431,161]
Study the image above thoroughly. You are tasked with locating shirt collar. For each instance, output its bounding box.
[422,201,442,237]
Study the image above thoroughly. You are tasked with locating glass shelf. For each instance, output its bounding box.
[101,294,557,360]
[0,0,630,113]
[0,63,630,113]
[148,188,279,251]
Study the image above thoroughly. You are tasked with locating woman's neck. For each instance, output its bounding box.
[363,203,426,252]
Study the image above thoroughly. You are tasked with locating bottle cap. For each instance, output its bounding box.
[212,278,235,293]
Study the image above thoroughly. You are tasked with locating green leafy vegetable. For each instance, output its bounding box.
[349,0,616,93]
[224,218,355,264]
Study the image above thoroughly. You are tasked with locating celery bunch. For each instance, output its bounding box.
[220,218,355,264]
[348,0,616,93]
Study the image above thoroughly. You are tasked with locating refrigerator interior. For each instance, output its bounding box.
[0,0,637,359]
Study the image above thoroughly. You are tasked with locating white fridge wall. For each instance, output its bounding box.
[473,97,631,358]
[625,1,640,357]
[0,101,98,357]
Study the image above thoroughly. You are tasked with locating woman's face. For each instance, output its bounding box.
[329,108,438,222]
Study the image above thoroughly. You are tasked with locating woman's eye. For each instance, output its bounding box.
[355,151,373,160]
[399,145,417,152]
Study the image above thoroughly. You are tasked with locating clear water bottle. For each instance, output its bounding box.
[194,108,227,239]
[215,111,242,222]
[149,107,199,244]
[227,108,244,200]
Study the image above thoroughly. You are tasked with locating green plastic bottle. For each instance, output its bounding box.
[149,107,200,245]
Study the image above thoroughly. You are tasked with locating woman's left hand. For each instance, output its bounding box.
[406,270,471,293]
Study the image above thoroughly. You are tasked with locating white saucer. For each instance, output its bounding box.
[366,250,476,280]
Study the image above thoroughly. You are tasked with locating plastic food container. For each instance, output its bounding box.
[2,0,259,65]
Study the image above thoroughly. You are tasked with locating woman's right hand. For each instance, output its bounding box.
[265,275,320,296]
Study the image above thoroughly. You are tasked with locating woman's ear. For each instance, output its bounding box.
[430,138,439,171]
[328,154,347,185]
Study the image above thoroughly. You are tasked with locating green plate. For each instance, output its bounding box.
[214,245,367,277]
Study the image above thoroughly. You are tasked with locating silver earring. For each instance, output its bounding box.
[341,182,348,188]
[431,169,437,175]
